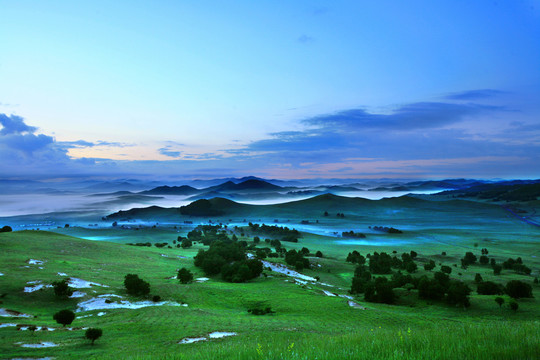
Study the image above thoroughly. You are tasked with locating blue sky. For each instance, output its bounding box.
[1,0,539,179]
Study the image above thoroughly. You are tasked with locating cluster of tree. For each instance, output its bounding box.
[503,257,532,275]
[284,249,310,271]
[126,242,152,247]
[124,274,150,296]
[371,226,403,234]
[154,242,169,248]
[0,225,12,233]
[336,213,345,218]
[194,240,263,282]
[346,250,366,265]
[351,264,471,307]
[417,272,472,307]
[187,225,230,246]
[477,278,533,299]
[248,223,301,242]
[350,265,395,304]
[342,231,366,238]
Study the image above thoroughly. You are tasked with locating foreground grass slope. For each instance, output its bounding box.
[0,228,539,359]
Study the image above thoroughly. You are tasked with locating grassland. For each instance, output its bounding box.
[1,196,539,359]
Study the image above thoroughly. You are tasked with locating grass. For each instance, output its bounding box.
[1,196,539,359]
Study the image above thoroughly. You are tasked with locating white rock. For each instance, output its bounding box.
[20,341,58,348]
[27,259,44,265]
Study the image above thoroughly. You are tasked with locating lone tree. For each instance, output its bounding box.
[124,274,150,296]
[85,328,103,345]
[52,279,73,298]
[53,309,75,327]
[0,225,12,233]
[495,296,505,308]
[177,268,194,284]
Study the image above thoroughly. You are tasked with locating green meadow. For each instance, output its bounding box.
[0,195,539,359]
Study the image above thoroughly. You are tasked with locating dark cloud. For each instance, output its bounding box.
[303,102,503,131]
[0,114,37,135]
[158,147,182,158]
[297,34,314,43]
[58,140,130,149]
[444,89,507,101]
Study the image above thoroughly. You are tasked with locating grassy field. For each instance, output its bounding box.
[1,197,539,359]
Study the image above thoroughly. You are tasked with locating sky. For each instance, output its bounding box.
[1,0,539,180]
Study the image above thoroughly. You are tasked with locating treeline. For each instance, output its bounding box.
[248,223,301,243]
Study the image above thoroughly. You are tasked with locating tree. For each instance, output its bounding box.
[424,260,436,271]
[410,250,418,259]
[315,250,323,258]
[474,273,483,283]
[52,279,74,298]
[0,225,12,233]
[509,301,519,312]
[493,264,502,275]
[253,236,260,244]
[462,252,477,266]
[405,261,417,273]
[181,238,193,249]
[53,309,75,327]
[85,328,103,345]
[177,268,194,284]
[446,281,471,308]
[505,280,533,299]
[479,255,489,265]
[124,274,150,296]
[440,265,452,274]
[495,296,504,308]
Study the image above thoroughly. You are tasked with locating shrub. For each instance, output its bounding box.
[124,274,150,296]
[495,296,504,308]
[315,250,323,258]
[177,268,194,284]
[474,273,483,283]
[52,279,73,298]
[505,280,533,299]
[509,301,519,312]
[493,264,502,275]
[53,309,75,327]
[152,295,161,302]
[0,225,12,233]
[477,281,504,295]
[85,328,103,345]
